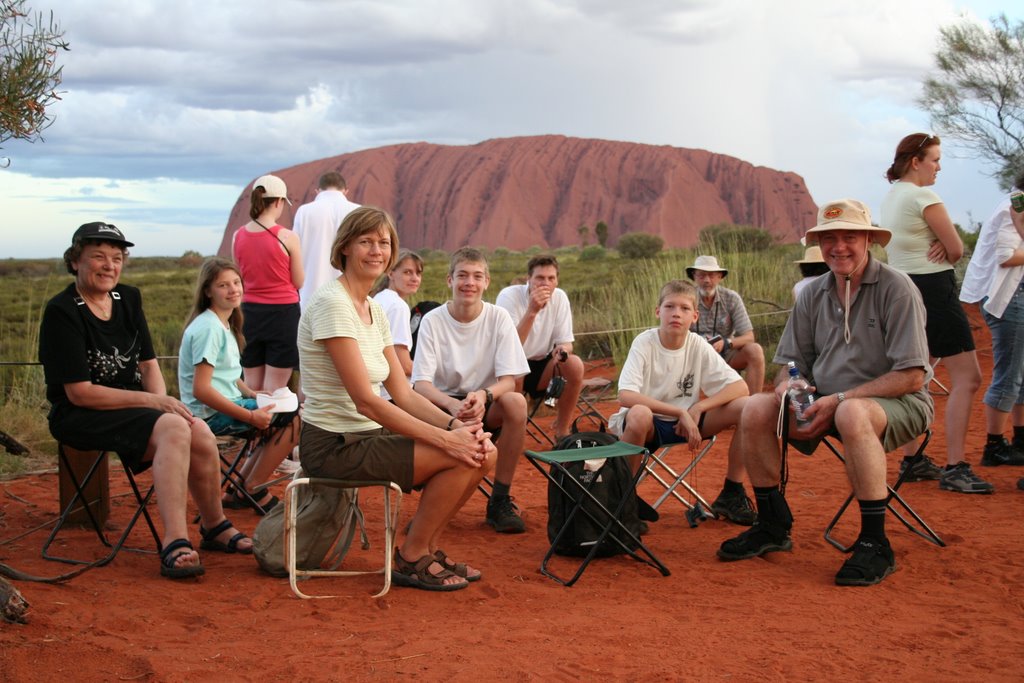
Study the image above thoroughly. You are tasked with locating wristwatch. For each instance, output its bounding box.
[483,388,494,406]
[837,392,846,403]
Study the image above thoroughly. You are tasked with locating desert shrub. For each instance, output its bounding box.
[579,245,607,261]
[698,223,774,253]
[616,232,664,259]
[178,250,204,268]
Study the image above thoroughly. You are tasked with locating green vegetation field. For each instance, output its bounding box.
[0,236,897,476]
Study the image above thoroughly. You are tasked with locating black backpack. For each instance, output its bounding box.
[546,415,642,557]
[409,300,441,359]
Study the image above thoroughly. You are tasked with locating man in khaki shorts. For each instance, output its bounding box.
[717,199,933,587]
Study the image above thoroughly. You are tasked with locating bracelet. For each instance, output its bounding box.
[446,417,457,431]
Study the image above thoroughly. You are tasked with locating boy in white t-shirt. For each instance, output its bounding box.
[413,248,530,533]
[610,280,755,526]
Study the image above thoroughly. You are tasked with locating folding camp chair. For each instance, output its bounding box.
[821,430,945,551]
[200,417,298,522]
[576,377,613,428]
[637,436,718,522]
[42,443,161,566]
[525,378,562,448]
[525,441,670,586]
[284,476,402,599]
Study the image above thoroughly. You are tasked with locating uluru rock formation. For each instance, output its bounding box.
[217,135,817,255]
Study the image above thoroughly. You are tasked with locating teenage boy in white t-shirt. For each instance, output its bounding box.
[413,247,531,533]
[610,279,755,526]
[496,254,584,440]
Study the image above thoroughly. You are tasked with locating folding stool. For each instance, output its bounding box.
[525,441,670,586]
[576,377,613,428]
[821,430,945,551]
[525,382,560,448]
[209,420,296,518]
[42,443,161,566]
[637,436,717,515]
[284,476,402,599]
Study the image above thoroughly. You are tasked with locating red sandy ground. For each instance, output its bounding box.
[1,304,1023,682]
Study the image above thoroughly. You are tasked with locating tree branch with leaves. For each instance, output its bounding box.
[0,0,69,153]
[919,14,1024,188]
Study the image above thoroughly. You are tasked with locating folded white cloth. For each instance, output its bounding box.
[256,387,298,413]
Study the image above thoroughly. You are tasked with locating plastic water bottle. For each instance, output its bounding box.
[786,362,815,428]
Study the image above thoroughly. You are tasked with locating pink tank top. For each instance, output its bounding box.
[232,224,299,305]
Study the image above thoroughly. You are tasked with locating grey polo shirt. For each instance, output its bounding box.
[692,286,753,339]
[773,256,932,407]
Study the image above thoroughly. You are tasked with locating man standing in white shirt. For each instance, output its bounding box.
[496,255,584,440]
[293,172,360,310]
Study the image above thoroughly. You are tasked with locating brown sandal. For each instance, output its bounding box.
[434,549,481,582]
[391,550,468,592]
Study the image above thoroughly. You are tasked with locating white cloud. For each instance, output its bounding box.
[3,0,1019,255]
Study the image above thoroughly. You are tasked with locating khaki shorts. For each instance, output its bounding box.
[790,394,933,455]
[299,420,415,492]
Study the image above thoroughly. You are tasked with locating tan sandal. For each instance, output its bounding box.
[434,549,481,582]
[391,550,468,592]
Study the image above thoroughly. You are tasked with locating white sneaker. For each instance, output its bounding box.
[277,458,301,474]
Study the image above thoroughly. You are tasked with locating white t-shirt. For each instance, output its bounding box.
[372,287,412,400]
[880,181,949,275]
[608,328,741,435]
[411,302,529,395]
[298,279,392,433]
[495,284,575,360]
[292,190,361,311]
[372,288,412,350]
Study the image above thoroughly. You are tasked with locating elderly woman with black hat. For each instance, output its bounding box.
[39,222,254,579]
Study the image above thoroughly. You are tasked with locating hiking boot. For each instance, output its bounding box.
[711,488,757,526]
[717,524,792,561]
[939,462,995,494]
[835,536,895,586]
[486,496,526,534]
[637,496,660,522]
[898,454,943,481]
[980,438,1024,467]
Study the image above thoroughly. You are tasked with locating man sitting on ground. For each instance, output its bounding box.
[717,199,933,587]
[610,279,755,526]
[686,255,765,395]
[496,255,584,440]
[413,247,530,533]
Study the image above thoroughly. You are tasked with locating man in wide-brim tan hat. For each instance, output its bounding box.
[718,198,934,588]
[685,254,765,396]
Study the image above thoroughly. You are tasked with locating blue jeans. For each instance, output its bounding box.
[983,284,1024,412]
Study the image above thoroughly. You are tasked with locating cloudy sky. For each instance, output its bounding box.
[4,0,1018,257]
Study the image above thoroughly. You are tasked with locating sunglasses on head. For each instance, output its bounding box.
[913,133,934,151]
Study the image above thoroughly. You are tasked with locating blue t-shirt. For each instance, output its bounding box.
[178,309,243,419]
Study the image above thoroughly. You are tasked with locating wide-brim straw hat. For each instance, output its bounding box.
[793,245,825,264]
[804,199,891,247]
